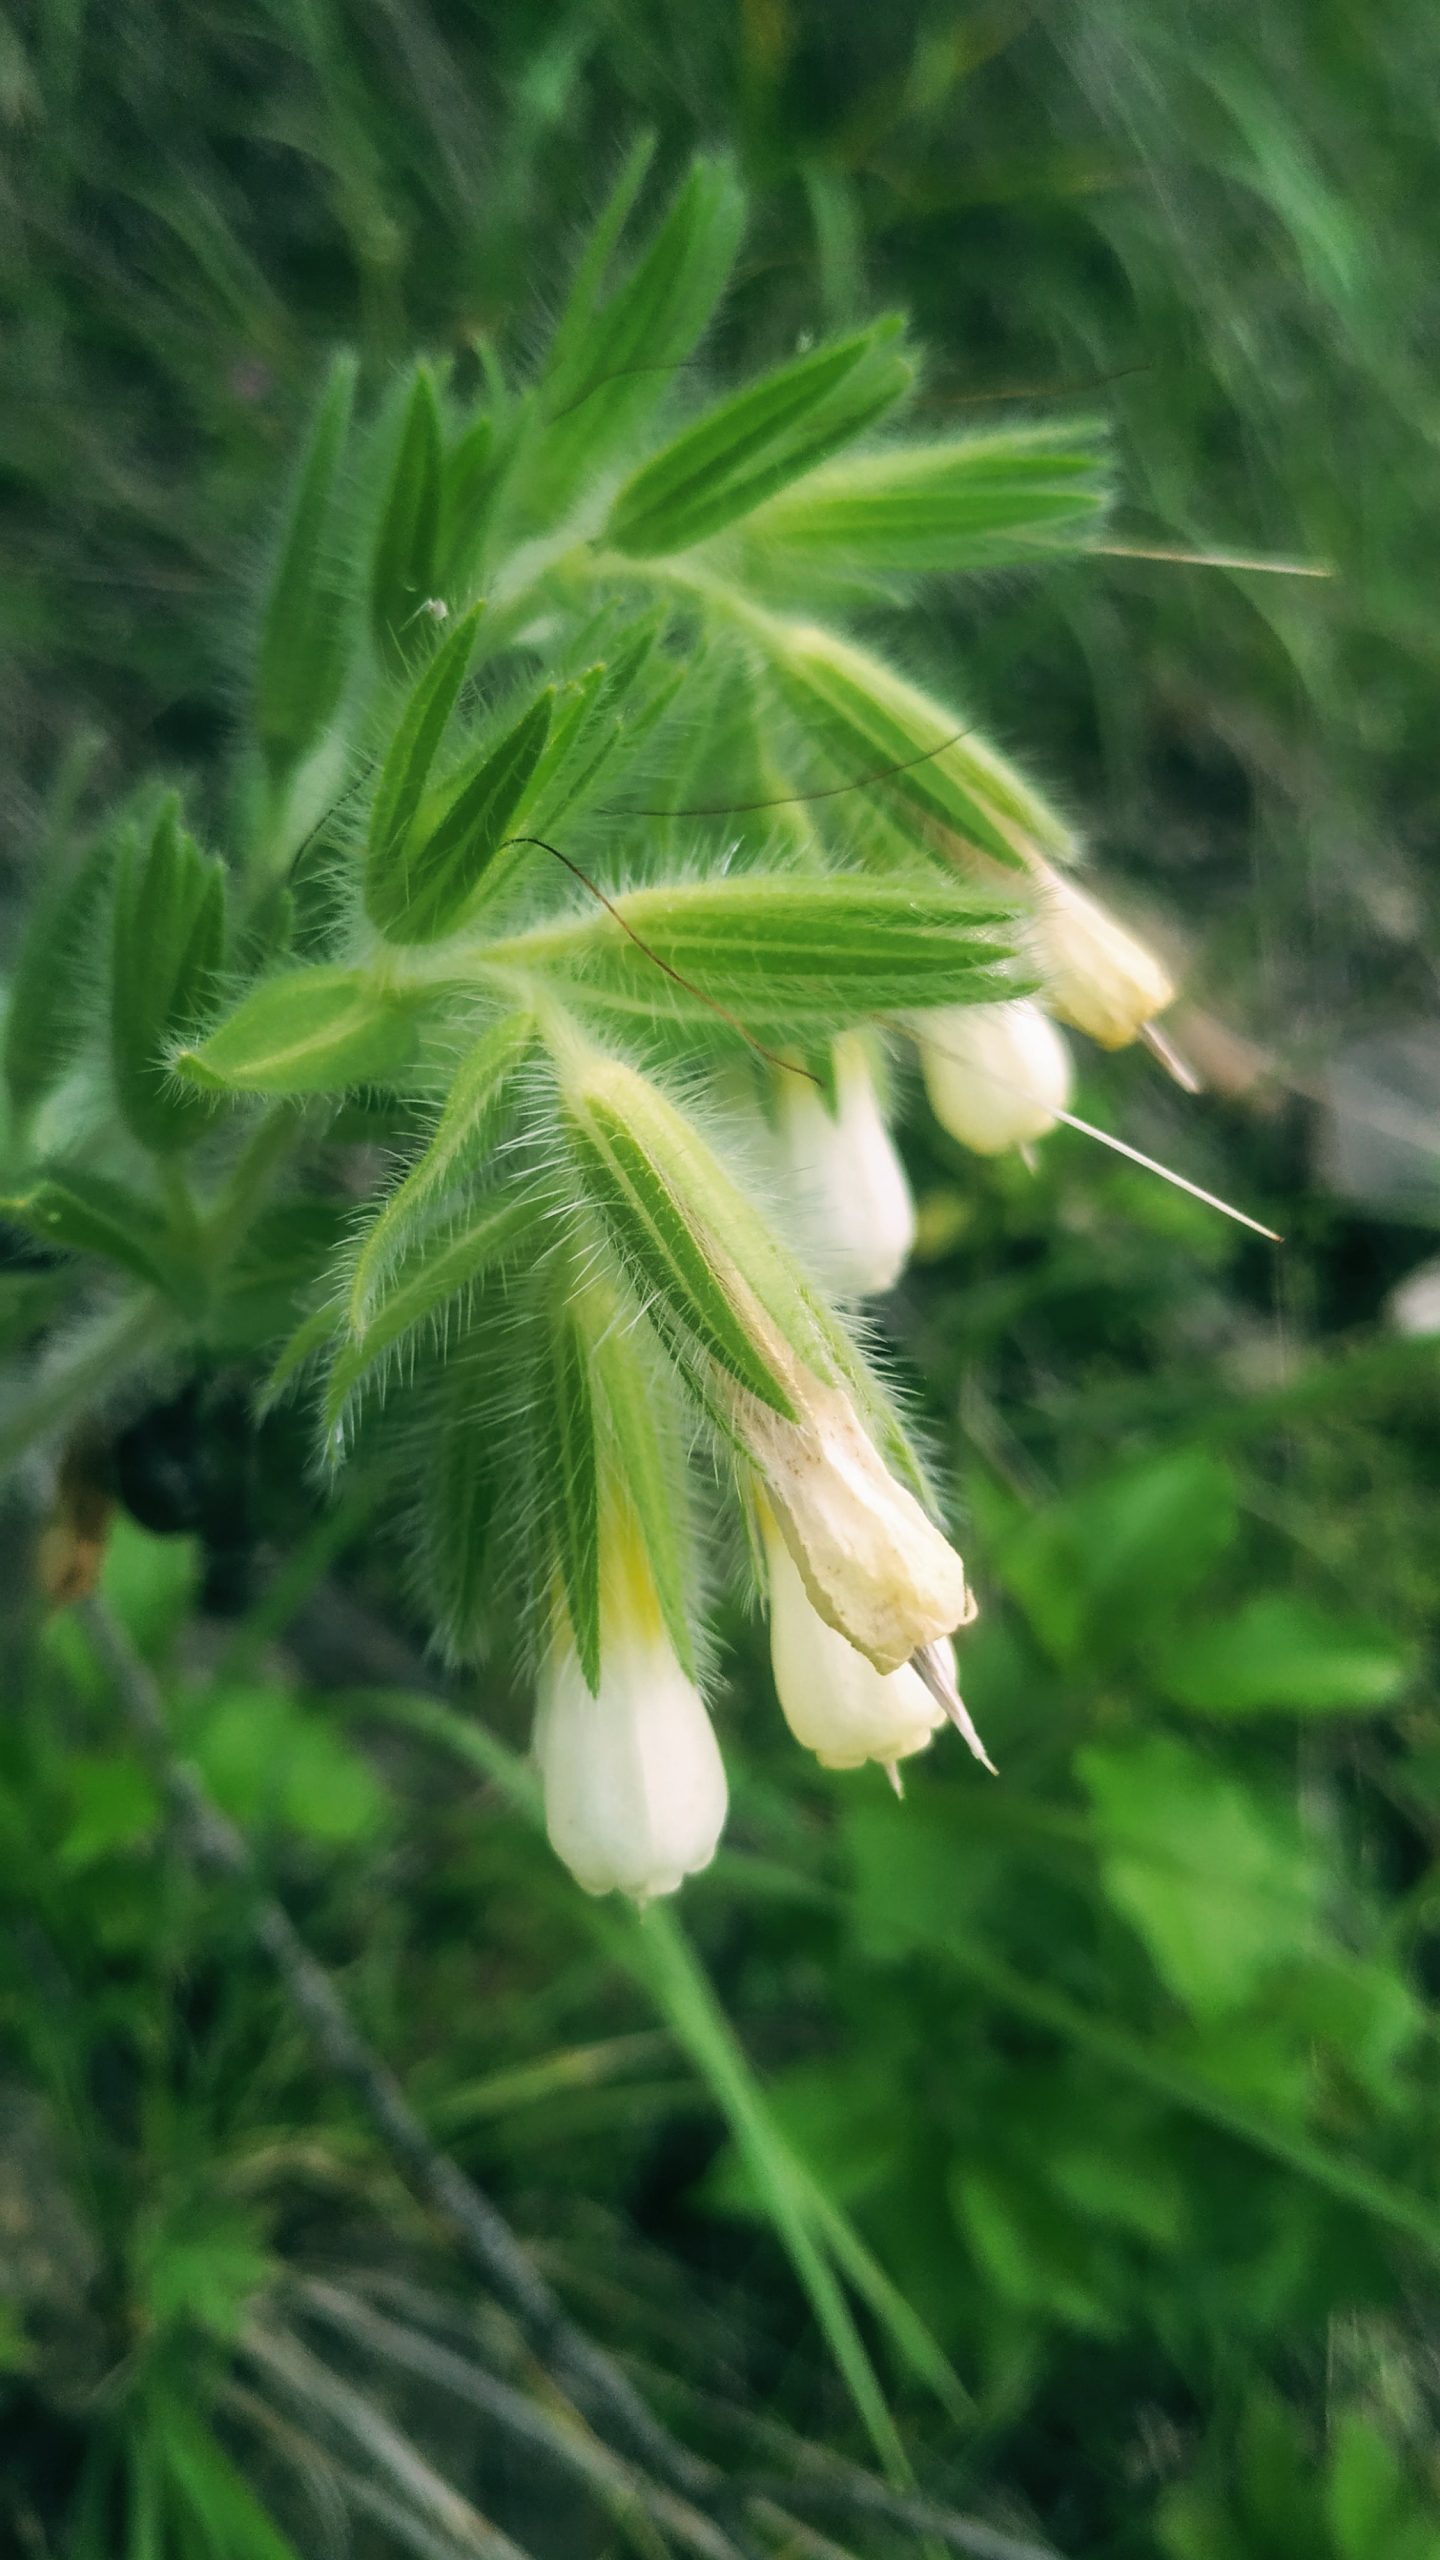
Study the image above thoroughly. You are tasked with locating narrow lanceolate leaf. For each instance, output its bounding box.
[324,1188,535,1429]
[770,619,1076,868]
[366,688,553,946]
[488,874,1022,1028]
[605,320,914,558]
[437,413,496,589]
[591,1314,696,1678]
[530,154,746,516]
[565,1096,794,1414]
[255,353,358,772]
[558,1049,844,1416]
[110,801,227,1151]
[369,365,445,672]
[366,602,486,872]
[1,1169,170,1292]
[420,1369,501,1661]
[173,967,419,1096]
[4,831,114,1116]
[536,1296,601,1691]
[742,420,1111,575]
[348,1012,535,1322]
[264,1297,343,1407]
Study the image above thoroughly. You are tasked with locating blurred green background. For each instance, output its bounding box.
[3,4,1440,2554]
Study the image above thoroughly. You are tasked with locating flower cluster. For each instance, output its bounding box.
[2,153,1180,1903]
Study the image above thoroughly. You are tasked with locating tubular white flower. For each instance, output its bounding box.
[1031,872,1173,1048]
[764,1512,947,1769]
[773,1036,915,1295]
[533,1532,727,1901]
[732,1374,971,1674]
[918,998,1072,1155]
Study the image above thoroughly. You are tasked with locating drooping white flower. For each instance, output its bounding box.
[732,1375,971,1674]
[533,1528,727,1901]
[1031,872,1174,1048]
[764,1511,946,1769]
[773,1036,915,1295]
[918,998,1072,1155]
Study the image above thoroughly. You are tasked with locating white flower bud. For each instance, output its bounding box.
[1032,873,1173,1048]
[773,1037,915,1295]
[764,1513,947,1769]
[732,1375,970,1674]
[535,1632,727,1900]
[533,1527,727,1901]
[918,998,1072,1155]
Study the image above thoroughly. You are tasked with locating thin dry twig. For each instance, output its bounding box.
[294,2276,744,2560]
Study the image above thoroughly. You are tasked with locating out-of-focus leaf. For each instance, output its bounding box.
[192,1683,388,1845]
[1,1168,171,1293]
[1078,1735,1321,2019]
[998,1450,1240,1668]
[1158,1594,1414,1717]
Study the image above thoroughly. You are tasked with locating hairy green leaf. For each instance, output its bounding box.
[418,1368,501,1662]
[324,1187,535,1427]
[606,320,914,557]
[4,829,114,1116]
[174,966,419,1095]
[565,1090,795,1414]
[366,602,485,872]
[530,153,746,518]
[110,800,226,1151]
[771,620,1075,867]
[348,1011,535,1321]
[254,352,357,772]
[743,420,1111,575]
[491,873,1021,1027]
[591,1312,696,1677]
[538,1292,602,1690]
[367,688,553,945]
[368,363,444,671]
